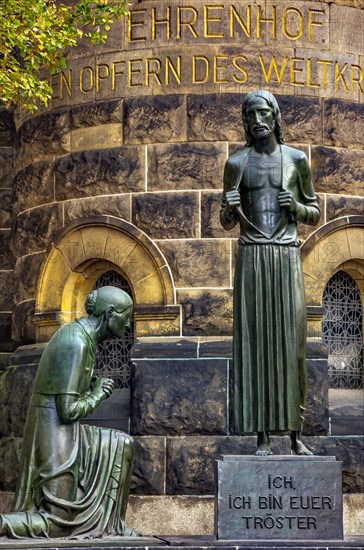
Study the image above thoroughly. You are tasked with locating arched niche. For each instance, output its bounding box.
[34,216,179,342]
[301,216,364,338]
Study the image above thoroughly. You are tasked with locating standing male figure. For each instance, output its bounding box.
[220,90,320,456]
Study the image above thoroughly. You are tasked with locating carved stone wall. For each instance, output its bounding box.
[0,0,363,536]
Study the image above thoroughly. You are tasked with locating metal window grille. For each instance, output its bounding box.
[92,270,134,389]
[322,271,363,389]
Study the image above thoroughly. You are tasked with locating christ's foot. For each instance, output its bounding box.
[255,442,273,456]
[291,439,313,456]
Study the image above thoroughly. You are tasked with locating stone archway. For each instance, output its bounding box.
[34,216,179,342]
[301,215,364,338]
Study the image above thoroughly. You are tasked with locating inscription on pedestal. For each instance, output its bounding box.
[215,456,343,540]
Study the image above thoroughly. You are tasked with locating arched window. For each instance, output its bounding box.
[322,271,363,389]
[93,270,134,389]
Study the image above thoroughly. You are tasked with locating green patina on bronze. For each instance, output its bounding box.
[220,90,320,456]
[0,286,139,539]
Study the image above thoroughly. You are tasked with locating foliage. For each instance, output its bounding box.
[0,0,128,111]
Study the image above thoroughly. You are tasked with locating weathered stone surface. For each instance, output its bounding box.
[0,271,14,311]
[12,300,36,345]
[326,194,364,222]
[166,436,287,495]
[131,359,227,436]
[0,189,13,227]
[157,240,230,288]
[324,99,364,149]
[147,142,226,191]
[277,95,322,144]
[0,230,14,270]
[69,124,122,152]
[0,437,22,491]
[13,160,54,213]
[166,435,364,496]
[132,192,199,239]
[124,95,187,144]
[0,314,13,352]
[303,357,329,436]
[187,94,244,142]
[12,204,63,257]
[305,436,364,493]
[201,191,240,239]
[64,194,131,224]
[0,147,14,188]
[329,389,364,436]
[131,436,166,495]
[311,146,364,195]
[70,100,122,128]
[330,4,364,56]
[126,495,215,536]
[55,147,145,199]
[178,289,233,337]
[0,362,37,437]
[17,110,70,167]
[0,109,15,147]
[14,252,45,303]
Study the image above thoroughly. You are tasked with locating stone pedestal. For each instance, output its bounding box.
[215,456,343,541]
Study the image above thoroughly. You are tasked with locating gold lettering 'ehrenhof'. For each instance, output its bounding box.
[127,4,326,43]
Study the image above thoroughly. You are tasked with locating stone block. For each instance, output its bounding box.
[132,192,199,239]
[178,289,233,337]
[0,314,13,352]
[69,123,122,152]
[157,240,230,288]
[64,194,131,224]
[0,147,14,188]
[12,204,63,257]
[131,359,227,436]
[311,146,364,195]
[305,436,364,494]
[277,95,322,144]
[0,189,13,227]
[0,230,14,270]
[13,160,54,213]
[0,437,22,491]
[201,191,240,239]
[124,95,187,144]
[0,362,37,437]
[329,389,364,436]
[12,300,36,345]
[0,272,14,311]
[14,252,45,303]
[303,359,329,436]
[0,109,15,147]
[16,110,70,167]
[324,99,364,148]
[166,436,284,495]
[330,4,364,56]
[326,194,364,222]
[131,436,166,495]
[187,93,245,142]
[147,142,226,191]
[55,147,145,200]
[70,100,122,128]
[126,495,214,536]
[215,456,343,540]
